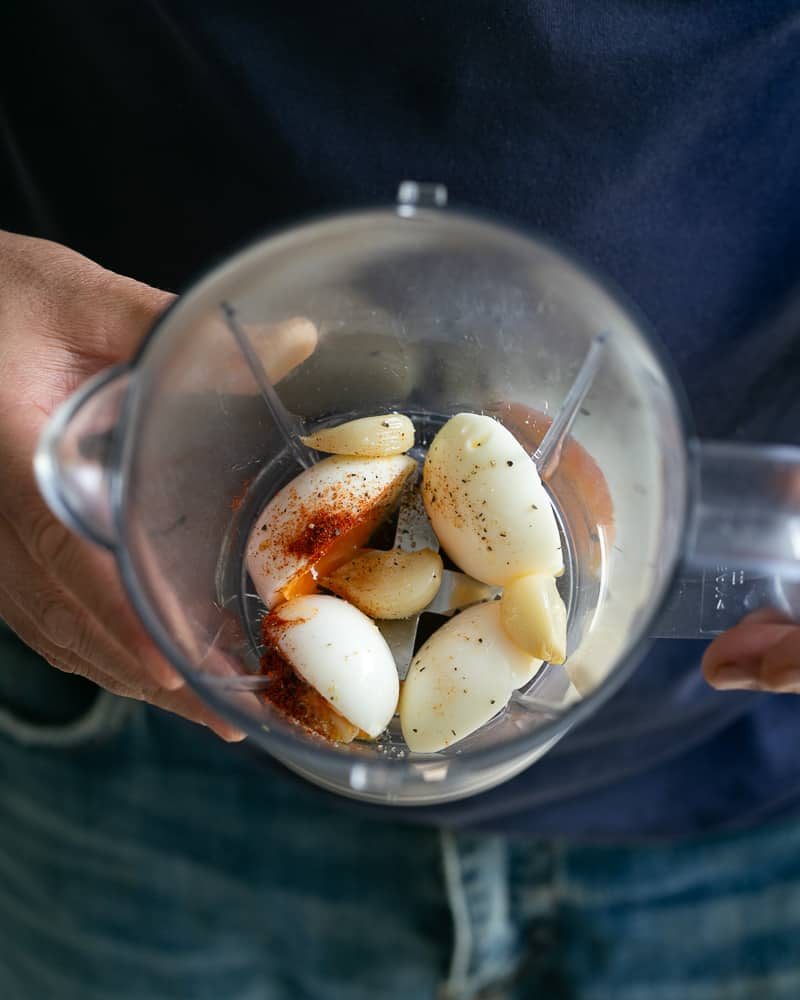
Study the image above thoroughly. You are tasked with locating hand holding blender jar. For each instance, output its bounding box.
[34,185,800,804]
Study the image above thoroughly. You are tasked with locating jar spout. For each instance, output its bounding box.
[34,365,131,549]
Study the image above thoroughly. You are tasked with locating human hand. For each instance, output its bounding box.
[703,607,800,693]
[0,231,250,739]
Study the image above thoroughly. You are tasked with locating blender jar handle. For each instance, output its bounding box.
[33,365,131,550]
[651,439,800,639]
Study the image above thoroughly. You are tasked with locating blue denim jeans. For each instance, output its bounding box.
[1,684,800,1000]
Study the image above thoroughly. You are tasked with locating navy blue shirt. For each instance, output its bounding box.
[2,1,799,838]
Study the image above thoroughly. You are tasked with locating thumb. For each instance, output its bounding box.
[1,230,175,365]
[69,268,175,365]
[703,609,799,692]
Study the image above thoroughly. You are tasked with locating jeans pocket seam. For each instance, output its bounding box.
[0,689,135,748]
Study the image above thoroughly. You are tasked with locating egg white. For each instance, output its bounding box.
[270,594,400,738]
[422,413,563,586]
[400,601,542,753]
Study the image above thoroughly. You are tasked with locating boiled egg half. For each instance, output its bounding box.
[262,594,399,740]
[400,601,542,753]
[246,454,415,609]
[422,413,563,585]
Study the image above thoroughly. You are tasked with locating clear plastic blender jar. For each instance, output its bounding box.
[35,184,800,804]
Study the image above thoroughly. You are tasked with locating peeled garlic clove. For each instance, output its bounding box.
[301,687,361,743]
[500,574,567,664]
[301,413,415,457]
[321,548,443,619]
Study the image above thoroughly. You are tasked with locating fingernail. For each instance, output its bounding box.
[761,666,800,693]
[161,671,186,691]
[43,605,78,649]
[708,661,762,691]
[213,725,247,743]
